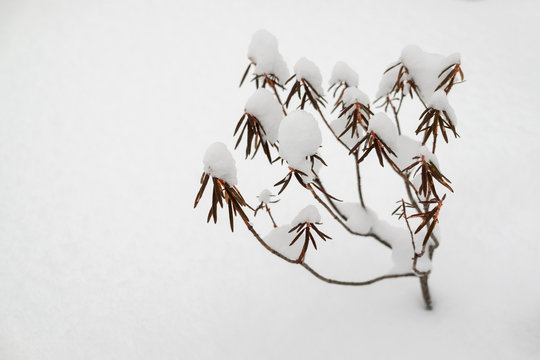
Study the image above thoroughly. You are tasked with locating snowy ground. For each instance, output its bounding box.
[1,0,540,359]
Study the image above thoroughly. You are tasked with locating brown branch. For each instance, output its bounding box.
[315,107,352,151]
[313,178,347,221]
[300,262,415,286]
[241,215,414,286]
[353,152,366,208]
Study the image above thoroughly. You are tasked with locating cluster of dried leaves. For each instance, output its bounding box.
[234,112,278,163]
[285,76,327,111]
[194,172,251,232]
[288,220,332,263]
[349,131,399,169]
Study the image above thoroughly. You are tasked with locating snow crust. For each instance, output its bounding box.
[428,90,458,126]
[247,30,289,82]
[278,110,322,171]
[291,205,321,226]
[368,113,398,148]
[244,88,283,144]
[202,142,237,185]
[329,61,359,87]
[293,57,324,94]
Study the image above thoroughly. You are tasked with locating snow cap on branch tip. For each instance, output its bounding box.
[342,87,370,107]
[248,29,289,83]
[245,88,283,144]
[399,45,462,101]
[294,57,324,94]
[368,113,398,148]
[329,61,359,87]
[203,142,237,186]
[257,189,274,204]
[291,205,321,226]
[278,110,322,170]
[428,90,458,126]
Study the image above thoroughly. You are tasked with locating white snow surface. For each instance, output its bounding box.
[202,142,237,185]
[329,61,359,87]
[293,57,324,94]
[244,88,283,143]
[291,205,321,226]
[1,1,540,360]
[278,110,322,170]
[247,29,289,82]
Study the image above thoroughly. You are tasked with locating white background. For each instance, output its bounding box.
[1,0,539,359]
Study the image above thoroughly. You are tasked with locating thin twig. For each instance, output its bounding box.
[265,204,278,228]
[353,152,366,208]
[313,178,347,221]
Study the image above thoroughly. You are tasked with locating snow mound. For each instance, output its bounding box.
[245,88,283,144]
[202,142,237,185]
[294,57,324,95]
[329,61,359,87]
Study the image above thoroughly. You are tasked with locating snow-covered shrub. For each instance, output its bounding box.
[194,30,464,310]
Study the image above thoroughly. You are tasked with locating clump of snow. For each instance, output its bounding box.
[342,87,370,107]
[245,89,283,144]
[264,226,304,261]
[247,30,289,83]
[399,45,461,102]
[368,113,398,148]
[376,47,461,103]
[394,136,438,170]
[375,61,400,99]
[278,110,322,170]
[202,142,237,185]
[394,135,423,170]
[329,61,359,87]
[339,203,378,234]
[257,189,273,204]
[293,57,324,95]
[291,205,321,226]
[330,117,361,148]
[428,90,458,126]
